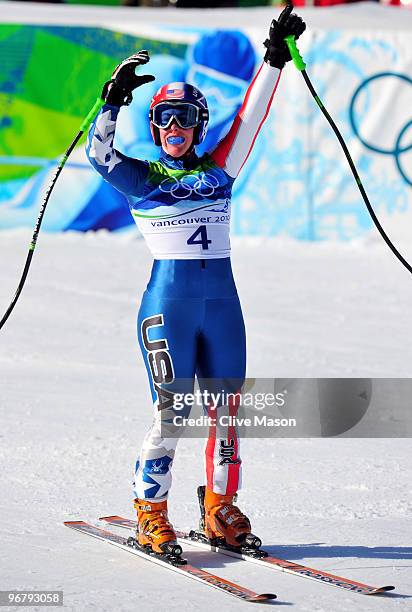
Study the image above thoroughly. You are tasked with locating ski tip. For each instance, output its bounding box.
[368,585,395,595]
[64,520,87,527]
[246,593,277,602]
[98,515,122,521]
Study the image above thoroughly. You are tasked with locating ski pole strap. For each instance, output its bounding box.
[80,97,106,133]
[284,35,306,71]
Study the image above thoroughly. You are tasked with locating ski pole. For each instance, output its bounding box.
[284,33,412,276]
[0,97,105,332]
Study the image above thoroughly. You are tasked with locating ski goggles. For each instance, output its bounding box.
[150,102,209,130]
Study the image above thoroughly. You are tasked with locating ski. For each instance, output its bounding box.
[64,521,276,604]
[99,515,395,597]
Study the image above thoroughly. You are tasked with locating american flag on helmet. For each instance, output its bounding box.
[165,87,185,98]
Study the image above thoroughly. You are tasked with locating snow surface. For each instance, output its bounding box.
[1,230,411,611]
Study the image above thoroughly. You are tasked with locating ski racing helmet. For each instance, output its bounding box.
[149,82,209,147]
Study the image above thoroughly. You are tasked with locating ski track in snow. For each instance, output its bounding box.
[1,230,411,611]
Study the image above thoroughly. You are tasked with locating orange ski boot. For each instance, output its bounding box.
[198,485,262,549]
[134,498,182,557]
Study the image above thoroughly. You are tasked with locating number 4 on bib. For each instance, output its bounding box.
[187,226,212,250]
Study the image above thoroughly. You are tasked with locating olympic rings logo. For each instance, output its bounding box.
[159,172,220,199]
[349,72,412,187]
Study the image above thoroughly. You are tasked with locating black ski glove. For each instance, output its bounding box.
[101,50,155,107]
[264,4,306,70]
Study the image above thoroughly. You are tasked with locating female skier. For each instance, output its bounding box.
[87,6,305,558]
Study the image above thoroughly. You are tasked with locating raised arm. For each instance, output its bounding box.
[211,5,305,179]
[86,51,155,196]
[87,104,149,196]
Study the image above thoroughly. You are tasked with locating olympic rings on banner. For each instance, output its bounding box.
[349,72,412,187]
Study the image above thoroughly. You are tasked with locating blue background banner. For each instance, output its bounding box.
[0,4,411,241]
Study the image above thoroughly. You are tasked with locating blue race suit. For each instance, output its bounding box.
[86,63,282,500]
